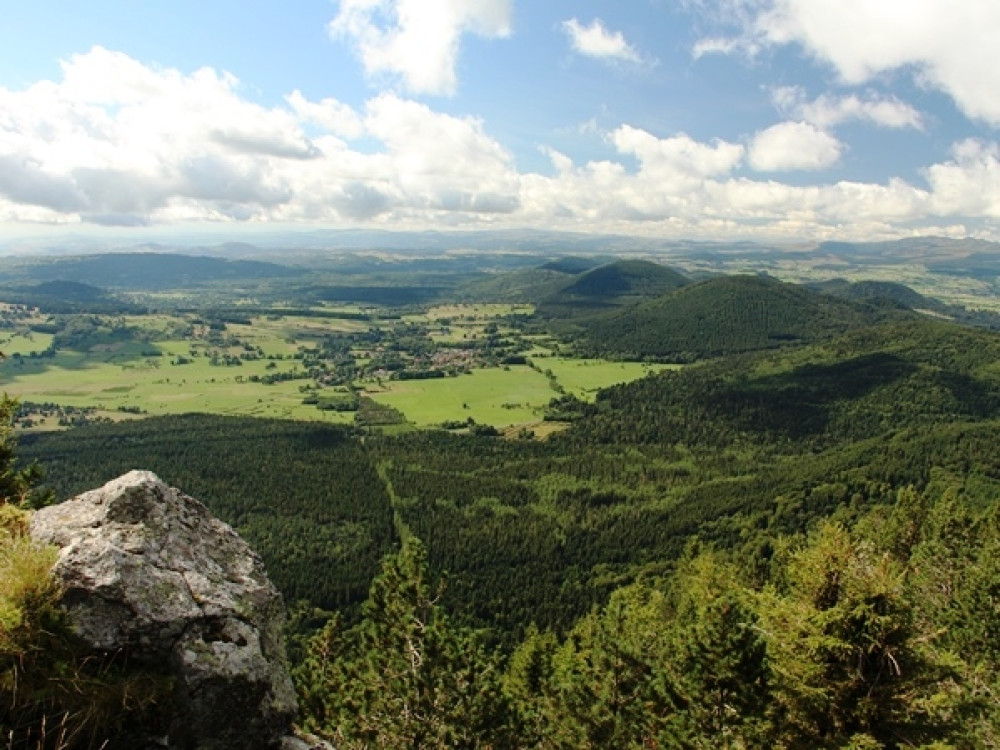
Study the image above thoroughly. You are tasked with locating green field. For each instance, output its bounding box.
[415,303,533,344]
[529,356,675,400]
[0,306,674,431]
[1,341,353,424]
[367,357,674,428]
[0,331,54,356]
[224,316,371,352]
[366,366,553,427]
[0,320,355,424]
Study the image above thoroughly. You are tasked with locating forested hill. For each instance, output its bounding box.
[455,267,574,303]
[577,274,910,360]
[0,252,304,290]
[534,259,689,318]
[812,278,933,309]
[553,259,689,299]
[563,318,1000,448]
[458,257,687,307]
[815,277,1000,330]
[0,280,143,314]
[537,256,603,274]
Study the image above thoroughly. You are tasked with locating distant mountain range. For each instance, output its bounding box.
[0,252,304,290]
[2,229,997,266]
[1,235,997,332]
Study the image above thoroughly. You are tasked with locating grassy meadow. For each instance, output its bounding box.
[530,356,674,400]
[1,306,668,432]
[0,331,55,356]
[365,366,552,428]
[365,357,672,429]
[1,339,352,425]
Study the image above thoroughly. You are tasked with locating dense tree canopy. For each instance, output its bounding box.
[12,309,1000,747]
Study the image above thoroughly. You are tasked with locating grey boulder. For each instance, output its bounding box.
[30,470,299,750]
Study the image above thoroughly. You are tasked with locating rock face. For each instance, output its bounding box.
[30,470,299,750]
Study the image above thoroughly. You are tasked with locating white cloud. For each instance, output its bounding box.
[361,93,520,212]
[0,47,316,222]
[5,47,1000,241]
[694,0,1000,126]
[286,91,365,139]
[692,36,759,59]
[540,146,575,176]
[749,121,843,171]
[612,126,744,178]
[925,139,1000,218]
[328,0,512,96]
[771,86,923,130]
[562,18,642,64]
[517,148,941,239]
[0,47,524,227]
[0,154,89,213]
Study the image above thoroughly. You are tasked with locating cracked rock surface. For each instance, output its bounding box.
[30,470,299,750]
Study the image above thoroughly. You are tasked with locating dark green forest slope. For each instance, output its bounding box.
[20,417,396,611]
[534,259,690,320]
[13,286,1000,747]
[0,252,304,289]
[0,280,144,314]
[578,274,908,360]
[20,318,1000,638]
[570,318,1000,447]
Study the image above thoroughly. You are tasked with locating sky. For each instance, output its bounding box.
[1,0,999,244]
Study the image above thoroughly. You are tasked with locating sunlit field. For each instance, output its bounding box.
[529,356,676,400]
[1,306,675,431]
[1,339,353,424]
[365,365,553,427]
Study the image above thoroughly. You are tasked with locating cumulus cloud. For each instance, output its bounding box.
[519,142,942,240]
[0,47,525,227]
[328,0,512,96]
[286,91,365,139]
[749,121,843,171]
[692,0,1000,126]
[0,154,89,213]
[4,46,1000,241]
[562,18,643,64]
[529,127,745,222]
[0,47,321,223]
[361,93,521,212]
[612,126,744,178]
[771,86,923,130]
[925,139,1000,218]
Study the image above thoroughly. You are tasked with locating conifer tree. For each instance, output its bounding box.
[540,583,685,749]
[0,395,49,508]
[295,537,513,749]
[502,623,558,747]
[759,522,958,749]
[668,552,770,749]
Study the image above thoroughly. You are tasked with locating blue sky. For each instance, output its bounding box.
[1,0,999,242]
